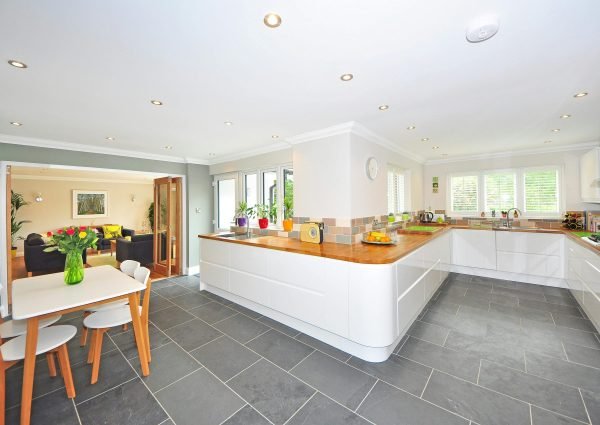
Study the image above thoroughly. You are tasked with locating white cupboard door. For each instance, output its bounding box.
[452,229,496,270]
[396,249,426,296]
[200,262,230,291]
[497,252,562,277]
[397,279,425,335]
[496,232,563,256]
[201,239,230,267]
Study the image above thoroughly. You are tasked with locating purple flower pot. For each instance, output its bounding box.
[236,217,247,227]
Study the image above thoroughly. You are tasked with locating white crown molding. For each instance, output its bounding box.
[0,133,210,165]
[206,142,291,165]
[424,141,600,165]
[285,121,426,164]
[12,174,154,185]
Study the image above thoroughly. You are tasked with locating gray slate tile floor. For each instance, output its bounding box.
[5,273,600,424]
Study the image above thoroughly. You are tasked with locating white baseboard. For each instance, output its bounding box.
[450,265,567,288]
[186,265,200,275]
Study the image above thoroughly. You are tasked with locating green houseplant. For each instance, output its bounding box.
[255,204,270,229]
[148,202,155,231]
[44,226,98,285]
[11,190,31,257]
[235,201,255,227]
[283,198,293,232]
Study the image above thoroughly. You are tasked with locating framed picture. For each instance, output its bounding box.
[72,190,108,219]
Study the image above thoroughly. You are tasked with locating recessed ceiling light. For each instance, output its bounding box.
[105,136,115,141]
[209,152,216,157]
[574,92,588,98]
[150,100,163,106]
[441,153,448,157]
[8,60,27,69]
[421,137,430,142]
[224,121,233,126]
[271,135,279,139]
[552,129,560,132]
[544,140,553,144]
[263,13,282,28]
[10,121,22,126]
[432,146,440,150]
[560,114,571,119]
[378,105,389,111]
[407,126,416,130]
[340,73,353,81]
[163,145,173,150]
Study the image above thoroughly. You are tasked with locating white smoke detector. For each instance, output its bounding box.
[466,15,499,43]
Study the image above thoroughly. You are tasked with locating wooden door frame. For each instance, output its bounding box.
[153,176,183,277]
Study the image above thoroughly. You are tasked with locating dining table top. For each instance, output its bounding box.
[11,265,145,320]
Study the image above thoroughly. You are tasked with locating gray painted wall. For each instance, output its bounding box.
[0,142,212,270]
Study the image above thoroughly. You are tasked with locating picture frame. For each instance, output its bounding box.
[72,190,108,219]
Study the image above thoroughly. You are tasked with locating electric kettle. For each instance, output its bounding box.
[420,212,434,223]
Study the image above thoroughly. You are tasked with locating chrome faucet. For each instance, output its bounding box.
[505,208,522,228]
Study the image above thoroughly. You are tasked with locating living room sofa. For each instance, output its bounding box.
[24,233,88,276]
[94,226,135,252]
[116,234,153,266]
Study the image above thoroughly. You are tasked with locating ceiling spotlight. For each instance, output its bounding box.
[224,121,233,126]
[105,136,115,141]
[163,145,173,150]
[421,137,430,142]
[8,60,27,69]
[544,140,553,144]
[574,92,588,98]
[432,146,440,150]
[441,153,448,157]
[406,126,416,130]
[10,121,22,126]
[263,13,282,28]
[378,105,389,111]
[340,73,353,81]
[150,100,163,106]
[551,129,560,132]
[209,152,216,157]
[271,135,279,139]
[560,114,571,119]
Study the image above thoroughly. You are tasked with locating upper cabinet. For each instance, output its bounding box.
[580,148,600,203]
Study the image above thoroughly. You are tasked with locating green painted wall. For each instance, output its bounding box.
[0,143,212,271]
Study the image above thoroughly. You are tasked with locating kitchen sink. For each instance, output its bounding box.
[216,232,255,240]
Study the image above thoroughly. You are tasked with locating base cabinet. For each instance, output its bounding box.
[566,239,600,331]
[452,229,496,269]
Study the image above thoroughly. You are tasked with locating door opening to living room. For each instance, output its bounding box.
[0,162,187,317]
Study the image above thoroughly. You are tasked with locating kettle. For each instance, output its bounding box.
[420,211,434,223]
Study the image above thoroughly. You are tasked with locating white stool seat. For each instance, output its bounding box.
[1,325,77,361]
[89,300,129,312]
[0,315,62,339]
[83,305,142,329]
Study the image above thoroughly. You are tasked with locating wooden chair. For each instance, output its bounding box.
[0,325,77,425]
[79,260,141,346]
[84,267,151,384]
[0,315,61,344]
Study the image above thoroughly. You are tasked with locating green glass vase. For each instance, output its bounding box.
[64,250,84,285]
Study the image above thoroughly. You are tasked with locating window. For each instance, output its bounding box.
[447,166,562,217]
[216,177,236,230]
[262,170,278,223]
[283,168,294,218]
[387,168,406,214]
[450,175,478,214]
[484,172,516,212]
[244,173,258,224]
[524,168,559,214]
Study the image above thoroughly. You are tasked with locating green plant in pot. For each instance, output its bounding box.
[256,204,270,229]
[388,212,395,223]
[10,191,31,257]
[269,203,278,225]
[44,226,98,285]
[148,202,154,231]
[235,201,255,227]
[283,198,294,232]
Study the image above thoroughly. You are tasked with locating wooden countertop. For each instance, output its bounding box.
[199,226,600,265]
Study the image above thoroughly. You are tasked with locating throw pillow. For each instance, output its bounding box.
[124,236,132,241]
[102,225,122,239]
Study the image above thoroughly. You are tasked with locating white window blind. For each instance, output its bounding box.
[484,172,516,212]
[387,169,405,214]
[524,168,559,214]
[450,175,478,213]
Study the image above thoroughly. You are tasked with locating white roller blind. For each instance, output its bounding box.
[484,172,516,212]
[450,175,478,213]
[387,169,406,214]
[524,168,559,214]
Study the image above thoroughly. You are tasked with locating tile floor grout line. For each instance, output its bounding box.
[561,341,570,361]
[578,388,593,425]
[286,348,316,372]
[529,403,533,425]
[524,352,528,373]
[205,312,241,326]
[75,376,139,407]
[70,398,83,425]
[241,328,273,346]
[216,403,249,425]
[224,358,263,384]
[105,332,177,425]
[186,334,226,354]
[281,391,318,425]
[288,349,315,374]
[420,369,434,399]
[354,378,379,412]
[476,359,482,385]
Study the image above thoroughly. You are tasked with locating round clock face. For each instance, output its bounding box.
[366,157,378,180]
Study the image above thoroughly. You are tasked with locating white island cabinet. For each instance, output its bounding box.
[200,231,451,362]
[566,238,600,330]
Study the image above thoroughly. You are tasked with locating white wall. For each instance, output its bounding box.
[209,148,292,175]
[423,147,595,213]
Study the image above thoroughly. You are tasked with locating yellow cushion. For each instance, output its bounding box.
[102,225,122,239]
[124,236,132,241]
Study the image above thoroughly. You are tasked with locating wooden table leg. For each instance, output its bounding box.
[128,293,150,376]
[20,317,39,425]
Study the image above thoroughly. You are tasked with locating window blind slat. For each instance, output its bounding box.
[451,175,478,213]
[524,170,559,213]
[484,173,516,211]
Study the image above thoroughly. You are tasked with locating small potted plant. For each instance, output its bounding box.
[44,226,99,285]
[283,198,294,232]
[256,204,270,229]
[388,212,395,223]
[11,191,31,257]
[269,203,278,225]
[235,201,255,227]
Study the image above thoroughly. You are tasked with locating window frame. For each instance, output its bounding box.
[482,169,517,213]
[387,165,411,215]
[447,172,480,217]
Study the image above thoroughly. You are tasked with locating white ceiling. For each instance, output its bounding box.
[11,166,159,182]
[1,0,599,162]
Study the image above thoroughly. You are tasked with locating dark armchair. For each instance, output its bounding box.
[24,233,88,276]
[95,226,135,252]
[116,234,154,266]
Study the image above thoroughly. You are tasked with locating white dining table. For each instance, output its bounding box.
[11,265,150,425]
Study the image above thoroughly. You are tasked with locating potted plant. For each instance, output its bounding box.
[10,190,31,257]
[148,202,154,231]
[269,203,278,225]
[256,204,270,229]
[283,198,293,232]
[44,226,99,285]
[235,201,255,227]
[388,212,395,223]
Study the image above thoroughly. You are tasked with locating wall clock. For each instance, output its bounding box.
[366,157,378,180]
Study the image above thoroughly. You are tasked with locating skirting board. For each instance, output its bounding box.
[187,265,200,275]
[450,265,567,288]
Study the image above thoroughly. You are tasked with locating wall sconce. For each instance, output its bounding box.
[130,195,136,203]
[34,193,43,203]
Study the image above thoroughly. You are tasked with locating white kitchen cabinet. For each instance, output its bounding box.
[497,252,562,277]
[580,148,600,203]
[496,232,563,256]
[565,239,600,331]
[452,229,496,270]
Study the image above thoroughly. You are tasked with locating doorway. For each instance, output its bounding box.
[153,176,182,277]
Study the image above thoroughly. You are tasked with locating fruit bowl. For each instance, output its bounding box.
[361,231,397,245]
